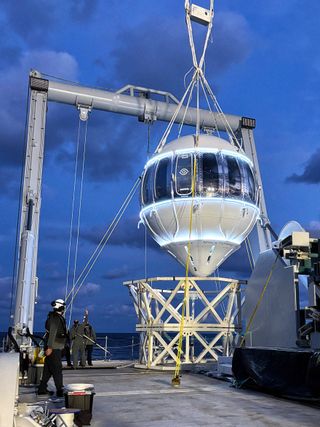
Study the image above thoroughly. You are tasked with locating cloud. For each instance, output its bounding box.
[102,265,130,280]
[106,11,252,98]
[103,303,135,318]
[0,168,22,199]
[286,148,320,184]
[309,220,320,229]
[256,0,300,17]
[307,221,320,238]
[1,1,98,47]
[0,54,146,201]
[0,31,22,71]
[2,0,58,45]
[0,49,79,195]
[56,112,145,182]
[78,282,101,296]
[80,216,158,250]
[0,49,79,165]
[0,10,252,193]
[69,0,98,22]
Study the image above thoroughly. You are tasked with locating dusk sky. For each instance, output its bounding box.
[0,0,319,332]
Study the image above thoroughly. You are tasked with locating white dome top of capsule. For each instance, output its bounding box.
[160,134,241,155]
[140,134,260,276]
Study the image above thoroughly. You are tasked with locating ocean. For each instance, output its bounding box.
[0,332,140,361]
[93,333,139,360]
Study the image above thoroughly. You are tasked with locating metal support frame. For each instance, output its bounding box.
[12,69,267,345]
[238,125,272,253]
[44,74,243,131]
[124,277,242,368]
[13,74,48,343]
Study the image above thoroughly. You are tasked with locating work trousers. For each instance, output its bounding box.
[72,342,86,368]
[39,349,63,392]
[62,344,72,366]
[86,345,93,365]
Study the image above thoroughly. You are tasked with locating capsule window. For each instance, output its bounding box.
[202,153,221,196]
[175,153,193,196]
[142,163,155,205]
[226,156,242,197]
[155,157,171,201]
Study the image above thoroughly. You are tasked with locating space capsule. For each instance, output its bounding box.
[140,134,260,276]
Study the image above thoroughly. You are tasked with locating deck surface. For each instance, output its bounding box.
[19,367,319,426]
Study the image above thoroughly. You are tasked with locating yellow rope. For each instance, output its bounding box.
[239,253,279,347]
[172,156,197,386]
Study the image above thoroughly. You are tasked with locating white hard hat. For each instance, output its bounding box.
[51,299,66,310]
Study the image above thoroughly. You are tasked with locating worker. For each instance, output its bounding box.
[70,319,86,368]
[37,299,67,397]
[84,321,96,366]
[62,330,73,368]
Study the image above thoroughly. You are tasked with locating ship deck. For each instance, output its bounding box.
[18,365,319,426]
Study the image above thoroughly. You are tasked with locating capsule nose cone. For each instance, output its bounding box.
[164,241,239,277]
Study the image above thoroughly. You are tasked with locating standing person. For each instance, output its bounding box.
[84,322,96,366]
[38,299,67,397]
[70,320,86,368]
[62,330,73,368]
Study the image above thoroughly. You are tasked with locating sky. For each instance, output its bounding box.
[0,0,319,332]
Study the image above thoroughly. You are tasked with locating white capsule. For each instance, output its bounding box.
[140,134,260,276]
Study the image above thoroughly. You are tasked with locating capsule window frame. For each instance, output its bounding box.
[141,162,156,206]
[154,154,173,202]
[223,154,243,200]
[240,160,255,204]
[199,151,224,197]
[175,152,194,197]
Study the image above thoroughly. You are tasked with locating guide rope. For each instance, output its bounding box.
[65,177,140,309]
[199,77,220,137]
[155,75,197,153]
[144,123,152,279]
[200,73,242,150]
[69,118,88,326]
[65,119,81,304]
[177,78,197,139]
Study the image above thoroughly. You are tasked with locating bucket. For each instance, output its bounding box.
[65,384,95,425]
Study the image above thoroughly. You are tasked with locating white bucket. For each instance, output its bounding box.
[55,412,74,427]
[65,383,94,392]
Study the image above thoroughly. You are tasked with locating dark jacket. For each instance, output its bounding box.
[45,311,67,350]
[70,323,86,346]
[84,324,96,346]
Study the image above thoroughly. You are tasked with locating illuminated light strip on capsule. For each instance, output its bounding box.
[161,236,243,246]
[144,148,254,169]
[139,196,260,216]
[139,229,249,247]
